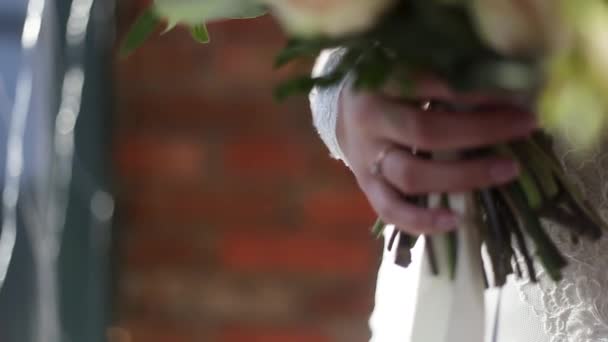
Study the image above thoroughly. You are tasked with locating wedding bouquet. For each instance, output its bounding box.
[122,0,608,340]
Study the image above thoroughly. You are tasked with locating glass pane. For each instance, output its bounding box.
[0,1,114,341]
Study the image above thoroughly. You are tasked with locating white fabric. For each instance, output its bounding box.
[309,48,349,165]
[408,192,485,342]
[369,226,548,342]
[310,49,608,342]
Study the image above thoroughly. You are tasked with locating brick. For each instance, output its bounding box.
[307,152,356,184]
[218,232,377,277]
[115,93,287,135]
[120,273,304,323]
[207,17,286,46]
[121,233,215,270]
[115,31,290,97]
[114,134,207,185]
[213,43,280,81]
[114,6,379,342]
[134,0,152,9]
[115,27,213,87]
[301,188,376,233]
[305,282,375,317]
[121,189,295,228]
[222,135,312,180]
[219,326,330,342]
[115,0,151,30]
[112,321,212,342]
[325,318,371,342]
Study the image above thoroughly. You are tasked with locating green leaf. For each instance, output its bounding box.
[517,167,543,210]
[371,218,386,239]
[274,77,317,101]
[496,193,537,282]
[424,236,439,275]
[441,194,458,280]
[477,190,510,286]
[496,145,543,209]
[502,184,567,282]
[275,39,331,68]
[120,7,161,57]
[191,24,210,43]
[352,45,393,90]
[512,141,559,200]
[274,72,344,101]
[527,140,608,232]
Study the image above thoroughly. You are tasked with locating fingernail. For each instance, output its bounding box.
[436,214,460,231]
[491,160,520,183]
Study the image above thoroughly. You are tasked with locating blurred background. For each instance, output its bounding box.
[0,0,379,341]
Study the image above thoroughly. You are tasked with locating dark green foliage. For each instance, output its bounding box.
[273,0,539,99]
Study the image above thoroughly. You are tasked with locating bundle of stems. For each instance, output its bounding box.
[372,130,605,286]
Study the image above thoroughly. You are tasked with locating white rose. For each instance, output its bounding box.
[153,0,266,28]
[261,0,396,37]
[470,0,564,56]
[578,2,608,94]
[539,54,608,150]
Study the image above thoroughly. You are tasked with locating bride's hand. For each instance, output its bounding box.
[337,80,537,235]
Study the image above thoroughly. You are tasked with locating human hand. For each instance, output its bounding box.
[337,79,537,235]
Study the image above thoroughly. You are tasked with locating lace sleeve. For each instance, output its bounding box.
[309,48,350,166]
[515,138,608,342]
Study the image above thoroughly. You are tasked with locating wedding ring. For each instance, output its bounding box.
[370,101,430,177]
[370,145,397,177]
[420,100,432,111]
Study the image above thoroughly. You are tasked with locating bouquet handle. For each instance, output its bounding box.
[409,192,486,342]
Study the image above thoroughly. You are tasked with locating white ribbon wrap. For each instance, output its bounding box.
[409,192,486,342]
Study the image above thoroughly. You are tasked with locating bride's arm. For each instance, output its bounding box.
[308,49,533,233]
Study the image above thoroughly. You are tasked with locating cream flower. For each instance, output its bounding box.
[261,0,396,37]
[539,54,608,150]
[153,0,266,27]
[470,0,564,56]
[578,2,608,94]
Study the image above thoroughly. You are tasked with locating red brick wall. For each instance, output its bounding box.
[112,2,378,341]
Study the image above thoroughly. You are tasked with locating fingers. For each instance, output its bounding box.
[358,144,522,235]
[340,87,535,235]
[382,74,455,101]
[382,101,536,150]
[353,93,536,151]
[363,178,460,234]
[381,149,520,194]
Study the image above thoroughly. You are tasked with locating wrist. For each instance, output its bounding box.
[335,77,354,166]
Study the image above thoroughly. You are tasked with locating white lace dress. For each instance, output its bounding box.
[309,49,608,342]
